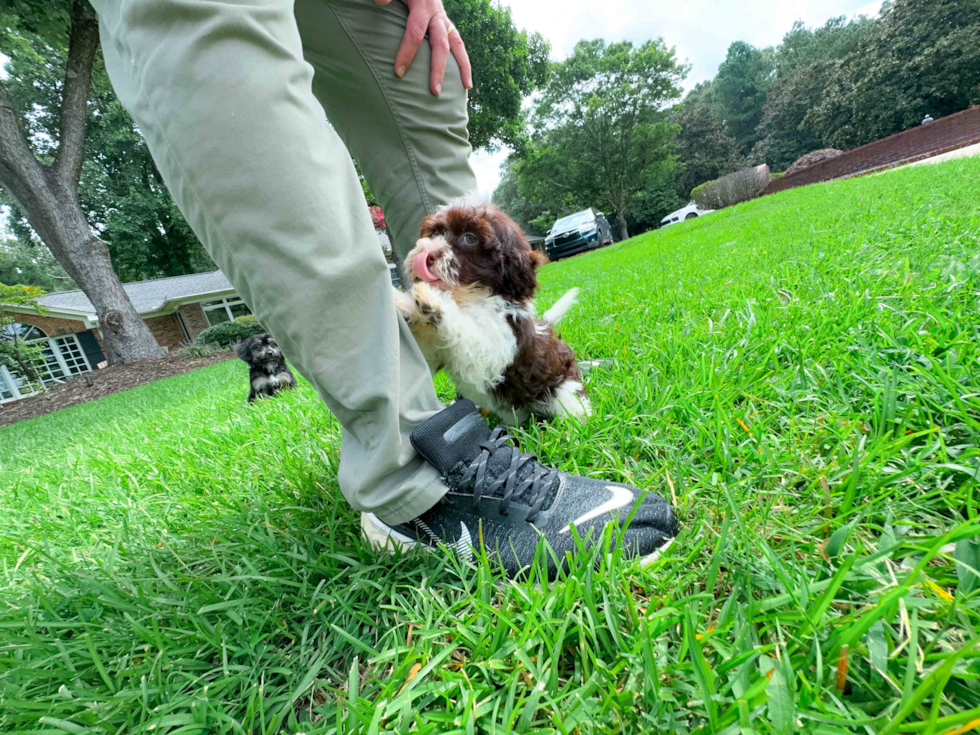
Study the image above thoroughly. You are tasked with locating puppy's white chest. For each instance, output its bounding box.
[253,375,276,390]
[440,295,519,393]
[253,371,287,390]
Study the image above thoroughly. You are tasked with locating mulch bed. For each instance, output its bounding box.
[0,351,236,428]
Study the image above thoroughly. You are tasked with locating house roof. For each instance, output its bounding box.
[31,270,235,317]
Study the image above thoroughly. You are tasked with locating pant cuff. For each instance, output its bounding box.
[371,470,448,525]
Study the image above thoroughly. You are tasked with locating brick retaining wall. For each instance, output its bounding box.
[763,105,980,196]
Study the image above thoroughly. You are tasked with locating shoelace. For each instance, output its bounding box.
[457,427,559,524]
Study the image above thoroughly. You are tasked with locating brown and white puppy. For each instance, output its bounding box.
[395,196,589,424]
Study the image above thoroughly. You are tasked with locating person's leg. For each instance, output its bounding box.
[91,0,446,524]
[294,0,477,263]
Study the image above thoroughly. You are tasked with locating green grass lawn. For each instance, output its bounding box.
[2,160,980,734]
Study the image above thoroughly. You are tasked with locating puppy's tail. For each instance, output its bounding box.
[542,288,580,326]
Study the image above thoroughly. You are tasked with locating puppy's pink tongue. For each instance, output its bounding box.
[413,251,436,282]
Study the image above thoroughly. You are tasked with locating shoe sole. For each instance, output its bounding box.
[361,512,674,568]
[361,511,420,551]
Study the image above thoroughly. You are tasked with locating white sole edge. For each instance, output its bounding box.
[362,513,675,568]
[361,512,420,552]
[637,537,674,567]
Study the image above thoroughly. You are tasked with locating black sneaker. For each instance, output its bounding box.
[361,400,679,579]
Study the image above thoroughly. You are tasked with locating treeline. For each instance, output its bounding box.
[497,0,980,237]
[2,0,977,295]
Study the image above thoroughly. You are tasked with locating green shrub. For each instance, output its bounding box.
[195,320,265,347]
[692,164,771,210]
[234,314,257,324]
[180,343,220,358]
[689,182,707,205]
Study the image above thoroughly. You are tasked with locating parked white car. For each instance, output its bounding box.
[661,202,714,227]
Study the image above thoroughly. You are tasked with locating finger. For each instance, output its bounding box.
[394,7,429,78]
[428,18,450,95]
[448,28,473,89]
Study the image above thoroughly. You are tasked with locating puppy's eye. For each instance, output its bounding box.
[459,232,478,247]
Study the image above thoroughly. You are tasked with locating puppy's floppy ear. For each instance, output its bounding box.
[236,337,252,362]
[419,213,439,238]
[507,249,540,301]
[487,205,539,301]
[529,250,549,268]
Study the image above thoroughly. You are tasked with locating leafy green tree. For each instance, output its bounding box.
[625,173,682,234]
[0,1,165,363]
[775,16,874,75]
[753,16,875,169]
[524,39,686,240]
[444,0,549,151]
[713,41,775,154]
[751,61,835,171]
[807,0,980,149]
[0,237,74,292]
[670,82,746,198]
[0,281,46,384]
[491,160,549,236]
[502,145,589,234]
[2,30,215,283]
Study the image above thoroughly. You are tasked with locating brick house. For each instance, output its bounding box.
[1,271,249,404]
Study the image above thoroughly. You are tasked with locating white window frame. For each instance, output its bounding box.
[0,365,23,403]
[201,296,250,325]
[50,334,92,378]
[0,327,93,404]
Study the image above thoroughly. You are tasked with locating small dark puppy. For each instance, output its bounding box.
[237,333,296,403]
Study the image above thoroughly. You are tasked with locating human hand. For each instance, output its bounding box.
[374,0,473,96]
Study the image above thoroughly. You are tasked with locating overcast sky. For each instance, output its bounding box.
[471,0,884,194]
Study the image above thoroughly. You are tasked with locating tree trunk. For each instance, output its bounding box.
[20,174,165,363]
[616,211,629,242]
[0,1,164,364]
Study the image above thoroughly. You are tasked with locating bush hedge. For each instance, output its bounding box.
[195,320,266,347]
[690,182,708,206]
[180,343,221,358]
[234,314,257,324]
[692,164,771,210]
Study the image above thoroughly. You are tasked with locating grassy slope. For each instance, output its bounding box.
[2,160,980,733]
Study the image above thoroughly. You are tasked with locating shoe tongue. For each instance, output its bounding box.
[411,400,492,474]
[412,401,562,511]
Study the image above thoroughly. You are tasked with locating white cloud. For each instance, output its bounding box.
[470,0,885,194]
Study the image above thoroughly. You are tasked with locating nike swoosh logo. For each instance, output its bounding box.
[455,521,475,563]
[559,485,634,534]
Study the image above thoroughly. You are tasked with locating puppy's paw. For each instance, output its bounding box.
[411,281,444,326]
[393,288,415,321]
